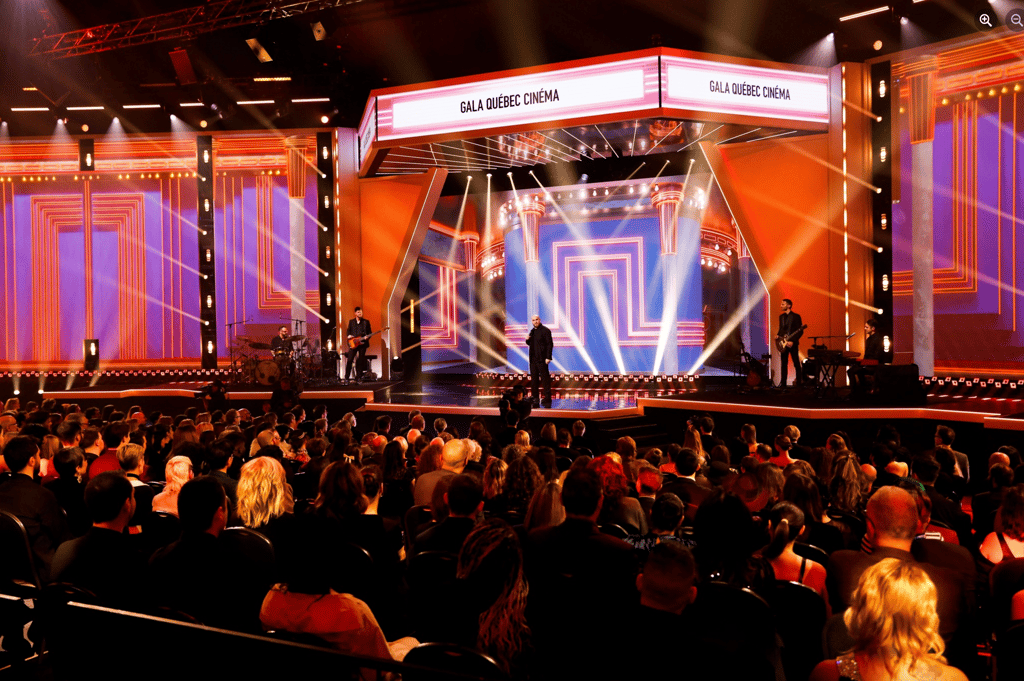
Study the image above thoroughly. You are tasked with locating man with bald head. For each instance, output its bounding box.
[826,486,976,671]
[526,314,553,408]
[413,438,470,506]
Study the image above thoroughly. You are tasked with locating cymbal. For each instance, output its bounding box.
[236,335,256,343]
[249,342,272,350]
[285,335,306,342]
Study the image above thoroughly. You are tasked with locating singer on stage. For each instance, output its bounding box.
[345,307,371,383]
[526,314,553,408]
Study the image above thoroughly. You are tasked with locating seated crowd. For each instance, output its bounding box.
[1,396,1023,679]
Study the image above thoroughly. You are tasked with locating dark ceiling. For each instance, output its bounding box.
[0,0,998,137]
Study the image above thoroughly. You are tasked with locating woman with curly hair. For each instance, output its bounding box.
[453,519,531,676]
[980,484,1024,562]
[482,457,509,518]
[810,558,966,681]
[502,455,542,522]
[590,455,648,535]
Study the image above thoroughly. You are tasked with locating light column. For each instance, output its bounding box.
[652,182,684,375]
[907,57,937,375]
[516,193,545,319]
[285,137,309,337]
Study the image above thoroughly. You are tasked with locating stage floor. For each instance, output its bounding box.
[37,374,1024,430]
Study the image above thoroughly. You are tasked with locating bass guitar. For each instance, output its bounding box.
[348,326,389,349]
[776,324,807,352]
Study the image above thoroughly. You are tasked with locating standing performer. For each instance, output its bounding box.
[345,307,371,383]
[526,315,553,408]
[776,298,804,388]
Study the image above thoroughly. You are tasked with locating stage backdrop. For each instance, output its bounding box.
[892,40,1024,375]
[416,174,769,374]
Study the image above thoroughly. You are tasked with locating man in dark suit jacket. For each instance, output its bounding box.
[912,456,973,546]
[526,315,553,408]
[52,471,146,609]
[661,448,711,524]
[826,486,976,673]
[776,298,803,388]
[0,436,71,581]
[413,474,483,555]
[526,468,638,679]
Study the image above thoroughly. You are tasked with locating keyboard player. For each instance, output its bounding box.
[849,319,885,392]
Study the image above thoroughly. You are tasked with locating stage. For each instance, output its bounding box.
[25,370,1024,432]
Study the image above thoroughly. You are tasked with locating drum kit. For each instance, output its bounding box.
[228,334,330,388]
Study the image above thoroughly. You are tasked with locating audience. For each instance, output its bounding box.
[3,393,1023,680]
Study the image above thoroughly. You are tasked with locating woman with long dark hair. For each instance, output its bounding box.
[453,519,531,676]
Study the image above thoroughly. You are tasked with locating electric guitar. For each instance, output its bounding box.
[776,324,807,352]
[348,326,389,349]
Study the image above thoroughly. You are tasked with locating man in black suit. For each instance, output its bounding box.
[0,436,71,581]
[850,318,886,393]
[344,306,372,383]
[413,474,483,555]
[776,298,803,388]
[52,471,145,608]
[526,314,553,408]
[662,448,712,524]
[911,456,973,546]
[526,468,638,679]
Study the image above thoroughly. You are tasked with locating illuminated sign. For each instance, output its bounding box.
[661,56,830,124]
[375,56,661,140]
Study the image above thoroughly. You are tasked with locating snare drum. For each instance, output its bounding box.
[255,359,280,386]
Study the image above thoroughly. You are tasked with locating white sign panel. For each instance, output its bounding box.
[662,56,829,125]
[376,56,661,140]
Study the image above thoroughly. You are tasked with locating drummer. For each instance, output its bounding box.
[270,326,292,356]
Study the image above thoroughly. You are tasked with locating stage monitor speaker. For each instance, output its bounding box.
[874,363,926,405]
[359,370,377,382]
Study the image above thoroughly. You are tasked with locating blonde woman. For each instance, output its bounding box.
[514,430,531,448]
[237,456,293,531]
[810,558,967,681]
[152,455,193,516]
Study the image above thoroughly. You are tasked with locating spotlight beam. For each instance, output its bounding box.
[592,125,620,158]
[716,127,762,145]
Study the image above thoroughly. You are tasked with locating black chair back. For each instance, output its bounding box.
[686,581,779,677]
[997,621,1024,681]
[990,557,1024,637]
[408,551,459,642]
[766,580,827,681]
[0,509,41,594]
[221,526,275,566]
[334,542,375,601]
[403,642,507,680]
[142,510,182,551]
[598,523,629,539]
[404,504,434,554]
[793,542,830,566]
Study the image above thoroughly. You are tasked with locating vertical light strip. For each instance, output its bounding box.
[842,65,850,349]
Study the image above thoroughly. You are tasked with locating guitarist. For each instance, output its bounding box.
[776,298,804,388]
[344,306,372,383]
